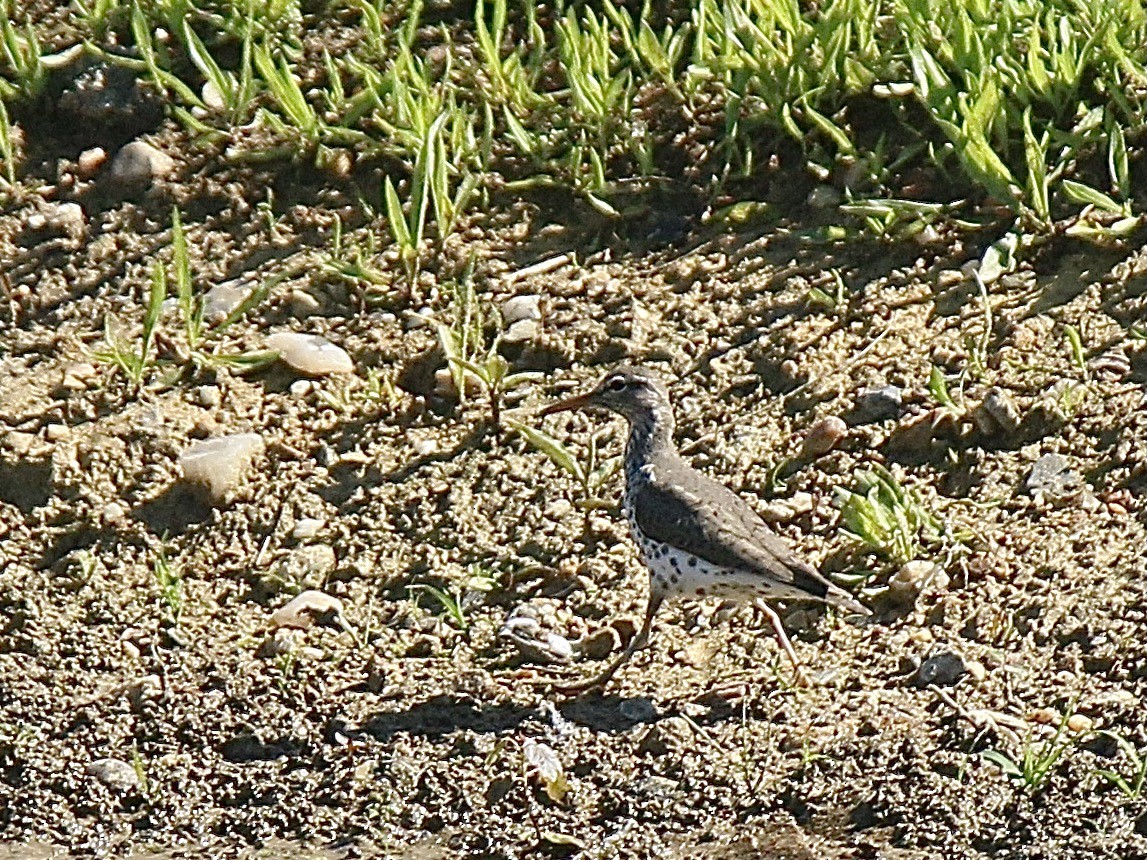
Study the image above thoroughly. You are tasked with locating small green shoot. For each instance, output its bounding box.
[408,583,468,631]
[436,267,541,428]
[94,259,166,385]
[152,546,183,626]
[981,709,1080,792]
[1095,731,1147,800]
[1064,324,1089,381]
[928,366,963,414]
[507,419,618,510]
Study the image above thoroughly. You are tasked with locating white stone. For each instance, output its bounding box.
[270,589,344,630]
[291,518,325,540]
[267,332,354,376]
[110,140,175,185]
[178,433,264,503]
[501,294,542,325]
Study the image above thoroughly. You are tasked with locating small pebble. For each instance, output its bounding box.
[1067,714,1094,734]
[270,589,344,630]
[102,501,127,523]
[501,294,542,325]
[801,416,848,457]
[291,518,325,540]
[913,644,969,687]
[77,146,107,177]
[289,380,312,398]
[178,432,265,504]
[110,140,175,186]
[852,385,903,423]
[45,424,69,442]
[267,332,354,376]
[1024,453,1082,499]
[86,758,139,792]
[762,491,815,523]
[195,385,221,409]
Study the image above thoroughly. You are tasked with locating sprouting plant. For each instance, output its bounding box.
[507,419,619,511]
[981,708,1080,792]
[1064,324,1089,381]
[0,1,45,101]
[408,583,468,630]
[1095,731,1147,800]
[436,266,541,429]
[928,365,964,415]
[152,546,184,626]
[94,257,166,385]
[130,741,151,797]
[806,268,846,310]
[835,465,944,565]
[167,209,277,373]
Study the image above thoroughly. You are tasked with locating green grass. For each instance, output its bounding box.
[835,464,945,565]
[4,0,1147,269]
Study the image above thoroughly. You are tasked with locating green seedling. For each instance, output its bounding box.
[130,741,151,797]
[1095,731,1147,800]
[806,269,846,310]
[981,708,1080,792]
[152,546,183,626]
[167,209,277,373]
[408,583,468,630]
[0,99,15,185]
[928,366,964,415]
[95,259,166,385]
[0,1,45,101]
[835,465,943,565]
[507,419,619,511]
[1063,324,1089,381]
[435,267,541,428]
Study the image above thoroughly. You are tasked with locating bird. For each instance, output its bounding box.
[539,365,868,692]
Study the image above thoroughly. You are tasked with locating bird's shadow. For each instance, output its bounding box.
[360,688,699,741]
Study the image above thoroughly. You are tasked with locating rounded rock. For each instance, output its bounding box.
[267,332,354,376]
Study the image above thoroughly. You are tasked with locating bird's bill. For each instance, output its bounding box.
[538,392,593,416]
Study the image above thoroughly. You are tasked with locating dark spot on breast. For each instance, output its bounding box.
[695,587,706,596]
[687,557,697,567]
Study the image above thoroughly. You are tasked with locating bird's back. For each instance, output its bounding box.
[632,449,865,613]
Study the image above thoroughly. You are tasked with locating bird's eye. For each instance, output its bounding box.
[605,376,627,392]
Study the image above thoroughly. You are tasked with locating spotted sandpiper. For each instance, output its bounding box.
[540,365,868,692]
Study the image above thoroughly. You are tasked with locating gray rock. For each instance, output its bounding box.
[267,332,354,376]
[502,318,540,344]
[86,758,140,792]
[178,433,264,504]
[110,140,175,186]
[270,545,337,592]
[1024,453,1081,498]
[852,385,903,423]
[972,387,1021,436]
[913,645,968,687]
[501,294,542,325]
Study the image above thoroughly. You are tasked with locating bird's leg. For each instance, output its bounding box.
[755,599,809,686]
[555,592,664,694]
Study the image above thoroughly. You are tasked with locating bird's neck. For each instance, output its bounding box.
[625,405,675,472]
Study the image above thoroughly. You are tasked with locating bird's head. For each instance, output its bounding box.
[539,365,670,423]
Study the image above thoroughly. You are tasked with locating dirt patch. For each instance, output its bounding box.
[3,108,1147,859]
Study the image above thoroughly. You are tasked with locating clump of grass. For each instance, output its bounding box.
[1095,731,1147,800]
[94,257,166,386]
[835,465,944,565]
[507,419,619,511]
[981,708,1082,792]
[436,264,541,429]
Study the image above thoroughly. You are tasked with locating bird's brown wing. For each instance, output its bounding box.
[632,461,858,609]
